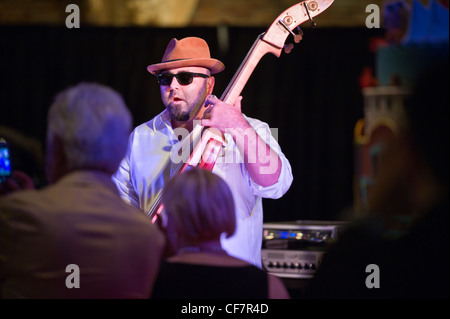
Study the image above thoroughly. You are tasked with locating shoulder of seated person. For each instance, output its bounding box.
[167,253,250,267]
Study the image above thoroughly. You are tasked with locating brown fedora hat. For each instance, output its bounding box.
[147,37,225,75]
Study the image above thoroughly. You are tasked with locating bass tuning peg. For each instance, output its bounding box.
[279,19,303,45]
[284,43,294,54]
[294,27,304,43]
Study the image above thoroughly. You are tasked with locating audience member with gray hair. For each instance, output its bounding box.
[45,83,133,181]
[0,83,165,298]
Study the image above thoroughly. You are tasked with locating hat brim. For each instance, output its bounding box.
[147,58,225,75]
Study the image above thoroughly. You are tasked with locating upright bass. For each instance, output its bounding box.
[148,0,335,222]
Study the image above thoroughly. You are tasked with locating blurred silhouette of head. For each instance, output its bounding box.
[45,83,132,183]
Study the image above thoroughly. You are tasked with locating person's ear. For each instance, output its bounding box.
[206,76,215,96]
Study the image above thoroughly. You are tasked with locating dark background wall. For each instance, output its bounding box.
[0,25,383,222]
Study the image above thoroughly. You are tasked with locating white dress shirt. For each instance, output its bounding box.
[113,109,293,267]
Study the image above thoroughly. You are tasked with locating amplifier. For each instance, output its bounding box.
[262,220,346,279]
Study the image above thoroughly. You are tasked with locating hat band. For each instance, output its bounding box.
[162,58,191,63]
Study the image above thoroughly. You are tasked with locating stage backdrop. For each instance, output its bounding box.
[0,25,383,222]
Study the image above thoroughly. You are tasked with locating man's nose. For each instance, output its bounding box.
[169,75,181,88]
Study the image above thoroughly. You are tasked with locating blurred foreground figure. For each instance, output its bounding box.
[306,60,449,299]
[0,83,165,299]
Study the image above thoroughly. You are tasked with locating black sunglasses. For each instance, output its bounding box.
[156,72,210,86]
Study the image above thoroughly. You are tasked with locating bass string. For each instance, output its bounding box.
[147,126,204,218]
